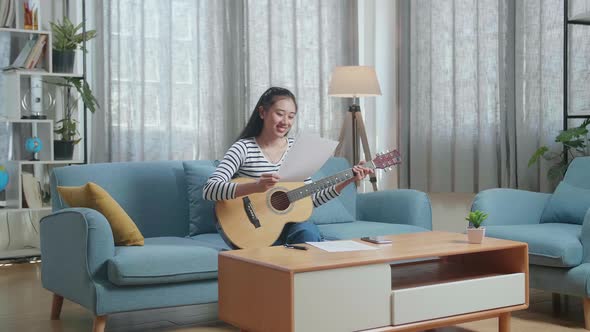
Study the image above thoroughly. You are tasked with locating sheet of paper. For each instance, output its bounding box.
[306,240,379,252]
[278,133,339,181]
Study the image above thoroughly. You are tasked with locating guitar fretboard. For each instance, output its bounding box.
[286,169,357,202]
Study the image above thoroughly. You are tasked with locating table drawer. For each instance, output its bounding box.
[390,272,525,325]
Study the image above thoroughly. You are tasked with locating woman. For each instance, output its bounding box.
[203,86,373,248]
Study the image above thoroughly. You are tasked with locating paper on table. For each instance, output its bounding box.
[278,133,339,181]
[306,240,379,252]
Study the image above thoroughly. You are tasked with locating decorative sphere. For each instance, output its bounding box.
[25,137,43,154]
[0,166,8,192]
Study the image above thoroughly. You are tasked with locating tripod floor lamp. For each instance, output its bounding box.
[328,66,382,191]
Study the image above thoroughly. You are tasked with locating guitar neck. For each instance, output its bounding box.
[287,163,374,202]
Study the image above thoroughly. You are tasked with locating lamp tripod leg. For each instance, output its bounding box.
[355,114,378,192]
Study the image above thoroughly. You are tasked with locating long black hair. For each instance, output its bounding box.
[237,87,298,141]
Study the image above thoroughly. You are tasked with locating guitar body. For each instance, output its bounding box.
[215,178,314,249]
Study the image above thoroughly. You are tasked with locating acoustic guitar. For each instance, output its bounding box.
[215,150,402,249]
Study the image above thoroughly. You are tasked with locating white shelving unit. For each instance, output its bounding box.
[0,0,89,259]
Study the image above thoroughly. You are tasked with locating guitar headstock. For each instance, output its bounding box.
[371,149,402,171]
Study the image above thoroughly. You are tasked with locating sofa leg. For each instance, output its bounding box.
[93,315,107,332]
[50,293,64,320]
[552,293,561,314]
[583,298,590,330]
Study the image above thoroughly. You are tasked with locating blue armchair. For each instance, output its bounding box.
[40,157,431,331]
[472,156,590,329]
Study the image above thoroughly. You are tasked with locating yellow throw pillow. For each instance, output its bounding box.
[57,182,144,246]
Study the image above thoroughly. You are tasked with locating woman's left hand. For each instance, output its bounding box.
[335,161,375,193]
[352,160,375,181]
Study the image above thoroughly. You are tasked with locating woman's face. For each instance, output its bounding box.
[259,97,297,138]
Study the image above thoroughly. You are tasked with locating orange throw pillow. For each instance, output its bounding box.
[57,182,144,246]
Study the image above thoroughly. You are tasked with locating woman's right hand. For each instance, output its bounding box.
[234,173,280,198]
[254,173,280,193]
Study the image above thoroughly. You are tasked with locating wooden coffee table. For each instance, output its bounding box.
[218,231,528,332]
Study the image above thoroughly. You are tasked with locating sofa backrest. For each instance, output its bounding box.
[307,157,357,224]
[51,160,216,237]
[563,156,590,189]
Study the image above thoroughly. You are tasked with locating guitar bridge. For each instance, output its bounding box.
[242,197,261,228]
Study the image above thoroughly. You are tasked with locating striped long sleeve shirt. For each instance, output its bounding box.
[203,137,340,207]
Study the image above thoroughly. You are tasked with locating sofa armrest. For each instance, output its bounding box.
[40,208,115,313]
[357,189,432,230]
[471,188,551,226]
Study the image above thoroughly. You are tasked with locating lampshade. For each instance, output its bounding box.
[328,66,382,98]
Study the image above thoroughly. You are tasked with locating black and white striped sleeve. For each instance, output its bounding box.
[202,141,247,201]
[311,186,340,207]
[302,177,341,208]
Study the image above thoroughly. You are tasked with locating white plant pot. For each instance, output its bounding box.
[467,227,485,244]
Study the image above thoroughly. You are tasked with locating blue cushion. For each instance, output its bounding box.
[107,237,218,286]
[486,223,583,268]
[541,181,590,225]
[318,220,428,240]
[308,158,356,225]
[190,233,232,251]
[183,161,218,236]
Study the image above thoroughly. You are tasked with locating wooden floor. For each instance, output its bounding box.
[0,262,588,332]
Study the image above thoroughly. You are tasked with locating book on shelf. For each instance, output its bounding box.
[2,37,35,70]
[21,171,43,209]
[2,34,46,71]
[0,0,15,28]
[24,33,46,68]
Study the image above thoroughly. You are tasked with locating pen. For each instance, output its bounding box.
[284,244,308,250]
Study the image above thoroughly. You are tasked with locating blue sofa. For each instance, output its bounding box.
[40,157,432,331]
[472,156,590,329]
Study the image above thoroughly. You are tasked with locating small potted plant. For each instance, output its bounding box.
[50,77,99,160]
[465,210,488,244]
[50,18,97,73]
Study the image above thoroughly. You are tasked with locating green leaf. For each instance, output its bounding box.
[564,139,586,149]
[528,146,549,167]
[50,18,96,51]
[556,127,588,143]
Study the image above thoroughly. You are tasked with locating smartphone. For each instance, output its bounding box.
[361,236,392,244]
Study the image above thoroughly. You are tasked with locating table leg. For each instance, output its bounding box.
[499,312,511,332]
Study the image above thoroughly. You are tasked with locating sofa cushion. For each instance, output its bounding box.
[318,220,428,240]
[308,158,356,225]
[485,223,583,268]
[58,182,144,246]
[541,181,590,225]
[183,161,218,236]
[190,233,232,251]
[107,237,218,286]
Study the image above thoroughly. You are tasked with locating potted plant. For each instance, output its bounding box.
[50,18,96,73]
[529,118,590,181]
[465,210,488,244]
[51,77,99,160]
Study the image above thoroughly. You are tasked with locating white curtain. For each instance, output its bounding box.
[357,0,399,191]
[95,0,356,163]
[400,0,590,193]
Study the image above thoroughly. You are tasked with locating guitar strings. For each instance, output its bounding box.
[269,169,356,207]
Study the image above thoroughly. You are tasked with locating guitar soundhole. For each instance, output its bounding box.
[270,191,290,211]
